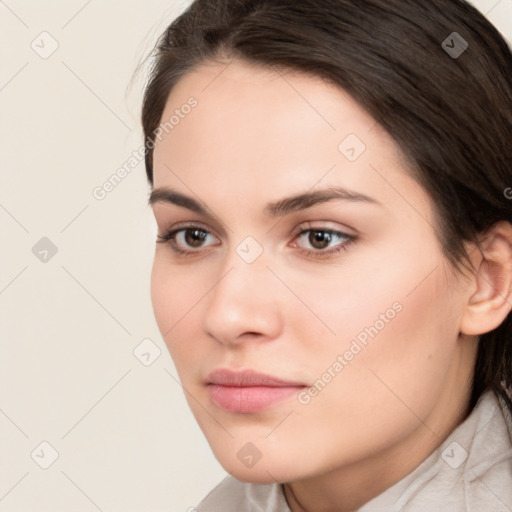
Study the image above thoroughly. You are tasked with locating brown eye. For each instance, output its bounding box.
[184,228,208,247]
[308,230,333,249]
[293,228,354,257]
[157,225,220,255]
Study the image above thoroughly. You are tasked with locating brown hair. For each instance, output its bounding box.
[141,0,512,411]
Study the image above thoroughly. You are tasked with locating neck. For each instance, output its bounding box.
[283,424,440,512]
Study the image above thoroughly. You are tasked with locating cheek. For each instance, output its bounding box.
[150,257,202,360]
[299,239,460,405]
[310,227,454,356]
[305,259,459,420]
[150,258,174,336]
[269,267,460,474]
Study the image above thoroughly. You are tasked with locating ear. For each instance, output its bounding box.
[460,221,512,336]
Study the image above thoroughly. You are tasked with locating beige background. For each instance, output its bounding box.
[1,1,511,510]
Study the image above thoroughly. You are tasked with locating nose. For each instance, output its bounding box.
[202,252,284,346]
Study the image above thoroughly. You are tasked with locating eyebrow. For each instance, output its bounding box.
[148,186,381,217]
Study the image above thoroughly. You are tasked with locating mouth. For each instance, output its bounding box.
[205,369,307,414]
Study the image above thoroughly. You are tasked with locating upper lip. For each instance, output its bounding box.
[206,369,306,387]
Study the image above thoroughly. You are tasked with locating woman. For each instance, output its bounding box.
[141,0,512,509]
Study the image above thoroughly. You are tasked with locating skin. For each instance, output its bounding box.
[149,58,511,511]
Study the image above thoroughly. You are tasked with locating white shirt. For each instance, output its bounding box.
[196,389,512,511]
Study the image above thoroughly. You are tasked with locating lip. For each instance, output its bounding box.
[206,369,306,414]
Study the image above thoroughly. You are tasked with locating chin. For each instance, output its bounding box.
[222,462,289,485]
[210,444,309,485]
[231,468,280,484]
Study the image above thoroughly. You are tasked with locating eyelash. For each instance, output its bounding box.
[156,224,357,260]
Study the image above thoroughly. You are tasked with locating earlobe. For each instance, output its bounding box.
[460,221,512,336]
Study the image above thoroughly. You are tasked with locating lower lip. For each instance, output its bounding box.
[208,384,303,413]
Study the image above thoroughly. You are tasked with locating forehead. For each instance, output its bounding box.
[151,58,427,216]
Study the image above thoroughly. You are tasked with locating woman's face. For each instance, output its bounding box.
[150,59,476,484]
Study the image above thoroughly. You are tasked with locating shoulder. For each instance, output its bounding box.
[195,476,289,512]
